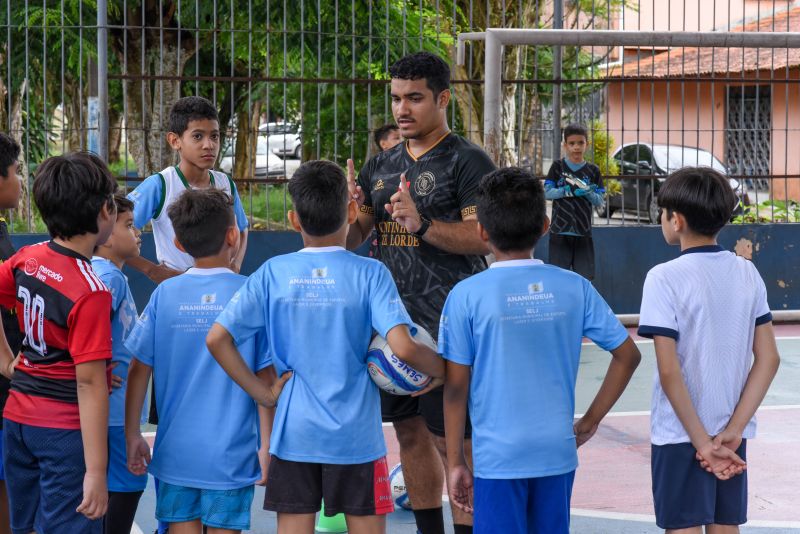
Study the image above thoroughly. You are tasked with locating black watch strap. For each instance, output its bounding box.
[415,215,431,237]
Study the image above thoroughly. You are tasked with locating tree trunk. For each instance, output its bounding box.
[232,100,263,180]
[9,81,31,225]
[108,108,122,164]
[451,63,483,146]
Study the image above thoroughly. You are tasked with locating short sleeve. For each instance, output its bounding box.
[638,269,679,340]
[753,266,772,326]
[127,174,164,229]
[67,291,113,364]
[438,285,475,366]
[455,147,496,217]
[357,161,375,215]
[228,178,250,231]
[215,268,268,346]
[369,263,413,337]
[545,161,560,186]
[100,270,127,312]
[124,290,159,366]
[582,280,628,351]
[0,254,17,309]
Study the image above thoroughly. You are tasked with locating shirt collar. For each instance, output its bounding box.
[184,267,234,276]
[48,240,91,261]
[299,246,346,253]
[680,245,725,256]
[489,258,544,269]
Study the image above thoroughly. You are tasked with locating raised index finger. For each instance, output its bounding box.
[347,159,356,183]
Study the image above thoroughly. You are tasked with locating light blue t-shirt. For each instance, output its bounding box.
[91,257,145,427]
[124,267,270,489]
[215,246,412,464]
[439,259,628,480]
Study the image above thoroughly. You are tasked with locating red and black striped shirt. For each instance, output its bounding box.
[0,241,112,429]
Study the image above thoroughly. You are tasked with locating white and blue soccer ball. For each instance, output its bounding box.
[389,463,412,510]
[367,325,434,395]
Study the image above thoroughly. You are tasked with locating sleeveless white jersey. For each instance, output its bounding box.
[152,166,235,271]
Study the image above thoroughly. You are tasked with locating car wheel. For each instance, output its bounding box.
[648,194,660,224]
[294,145,302,159]
[594,203,616,219]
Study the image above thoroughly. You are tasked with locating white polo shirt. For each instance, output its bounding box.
[638,245,772,446]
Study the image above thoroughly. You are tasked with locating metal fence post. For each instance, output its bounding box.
[97,0,109,161]
[552,0,563,161]
[483,30,503,165]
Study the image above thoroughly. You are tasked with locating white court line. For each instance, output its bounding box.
[569,508,800,529]
[574,404,800,419]
[583,335,800,346]
[130,523,144,534]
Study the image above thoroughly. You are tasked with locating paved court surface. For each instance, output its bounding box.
[132,327,800,533]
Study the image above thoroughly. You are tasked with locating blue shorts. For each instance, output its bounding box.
[652,440,748,529]
[107,425,148,492]
[156,481,254,530]
[2,419,102,534]
[473,471,575,534]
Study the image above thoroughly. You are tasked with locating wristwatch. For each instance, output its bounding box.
[415,215,432,237]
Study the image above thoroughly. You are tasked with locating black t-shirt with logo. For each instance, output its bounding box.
[546,159,603,236]
[0,219,25,428]
[357,133,496,338]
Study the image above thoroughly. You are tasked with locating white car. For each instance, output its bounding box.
[259,122,302,159]
[219,136,285,178]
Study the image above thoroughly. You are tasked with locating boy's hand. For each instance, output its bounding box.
[574,187,590,197]
[264,371,293,407]
[148,263,182,284]
[448,464,474,514]
[696,428,744,471]
[126,433,151,476]
[76,471,108,520]
[257,447,271,486]
[346,159,365,208]
[109,362,124,389]
[0,354,20,379]
[410,376,444,397]
[573,417,599,447]
[696,441,746,480]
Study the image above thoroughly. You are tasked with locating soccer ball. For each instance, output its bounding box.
[366,325,434,395]
[389,463,412,510]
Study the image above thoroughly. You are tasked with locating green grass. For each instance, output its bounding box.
[237,182,295,230]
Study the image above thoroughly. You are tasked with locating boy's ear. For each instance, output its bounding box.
[166,132,181,150]
[287,210,303,233]
[346,199,358,225]
[541,215,551,237]
[173,237,187,253]
[225,225,239,247]
[476,221,490,243]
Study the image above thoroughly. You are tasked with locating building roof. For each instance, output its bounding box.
[607,6,800,78]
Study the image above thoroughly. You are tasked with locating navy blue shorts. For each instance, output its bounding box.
[652,440,747,529]
[2,419,102,534]
[473,471,575,534]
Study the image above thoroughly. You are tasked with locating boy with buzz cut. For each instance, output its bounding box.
[127,95,250,283]
[544,123,604,280]
[91,194,147,534]
[0,152,118,533]
[638,167,780,533]
[442,167,642,534]
[0,133,24,534]
[124,188,288,534]
[206,159,445,534]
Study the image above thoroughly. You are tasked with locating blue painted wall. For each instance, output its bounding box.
[11,224,799,315]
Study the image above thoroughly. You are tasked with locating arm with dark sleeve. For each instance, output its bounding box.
[346,163,376,250]
[583,164,605,207]
[418,147,495,255]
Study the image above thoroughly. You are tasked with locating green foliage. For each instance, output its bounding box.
[732,200,800,224]
[588,119,621,197]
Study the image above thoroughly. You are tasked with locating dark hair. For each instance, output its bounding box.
[168,96,219,137]
[476,167,546,252]
[288,160,348,236]
[563,123,588,142]
[657,166,736,236]
[389,52,450,97]
[33,152,117,239]
[373,124,399,151]
[114,193,134,215]
[167,189,235,259]
[0,133,20,179]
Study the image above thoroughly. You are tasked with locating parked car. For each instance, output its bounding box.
[259,122,302,159]
[219,136,285,178]
[599,143,749,223]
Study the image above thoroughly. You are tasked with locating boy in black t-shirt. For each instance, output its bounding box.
[0,133,24,534]
[544,123,604,280]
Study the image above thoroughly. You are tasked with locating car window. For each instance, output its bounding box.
[652,146,726,173]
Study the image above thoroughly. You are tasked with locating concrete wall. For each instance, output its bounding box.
[10,226,798,316]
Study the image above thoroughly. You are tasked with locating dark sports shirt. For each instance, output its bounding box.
[546,159,603,236]
[0,220,24,430]
[357,133,496,337]
[0,241,112,430]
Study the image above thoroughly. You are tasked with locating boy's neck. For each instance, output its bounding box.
[301,229,347,249]
[193,254,234,270]
[178,160,212,187]
[407,123,450,156]
[53,235,97,260]
[94,248,127,270]
[679,234,718,252]
[490,245,534,262]
[565,155,585,165]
